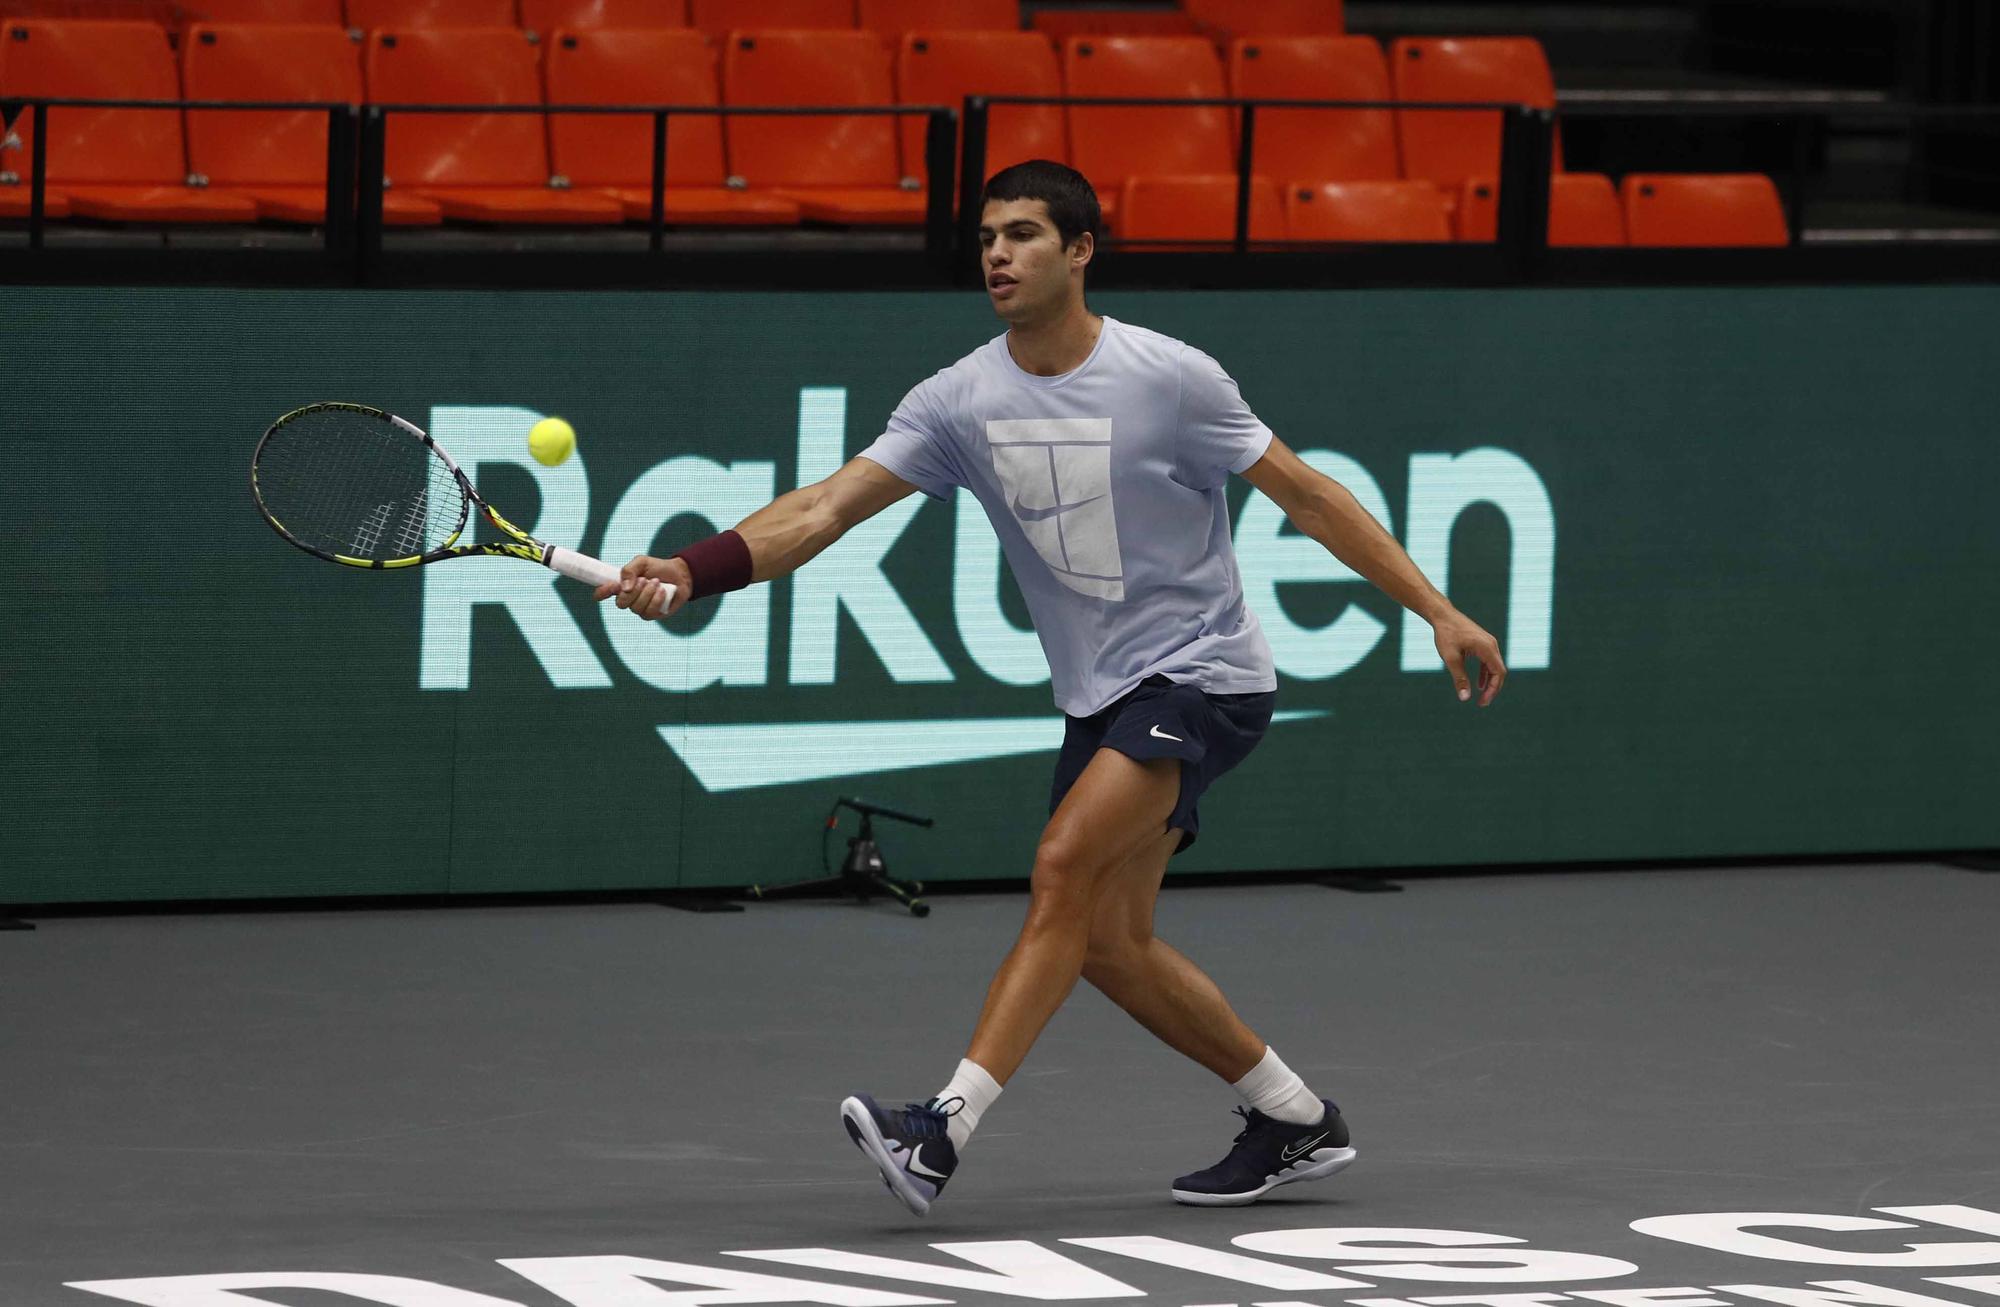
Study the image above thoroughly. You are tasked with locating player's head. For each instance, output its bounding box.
[978,160,1099,325]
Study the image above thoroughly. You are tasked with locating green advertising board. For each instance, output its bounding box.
[3,285,1995,905]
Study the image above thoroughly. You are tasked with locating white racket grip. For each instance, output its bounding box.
[545,546,681,606]
[545,546,621,590]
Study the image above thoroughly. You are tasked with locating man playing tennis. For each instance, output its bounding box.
[596,160,1505,1214]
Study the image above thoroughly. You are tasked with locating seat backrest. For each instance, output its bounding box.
[346,0,515,29]
[723,28,898,186]
[521,0,687,32]
[1118,173,1284,243]
[1548,170,1622,245]
[861,0,1013,38]
[183,0,345,24]
[1229,35,1393,181]
[1186,0,1341,38]
[1031,9,1196,38]
[0,18,185,183]
[1622,172,1787,246]
[690,0,850,39]
[1455,170,1624,242]
[182,22,362,185]
[1063,35,1231,195]
[545,27,724,186]
[897,30,1062,180]
[1287,179,1449,241]
[364,27,549,186]
[1390,36,1553,184]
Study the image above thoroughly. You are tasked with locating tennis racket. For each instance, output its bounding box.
[250,402,657,597]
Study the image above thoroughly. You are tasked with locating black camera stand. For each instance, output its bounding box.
[745,797,934,917]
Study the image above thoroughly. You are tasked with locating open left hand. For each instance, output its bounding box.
[1433,612,1506,706]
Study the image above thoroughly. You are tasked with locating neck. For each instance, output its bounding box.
[1006,299,1101,377]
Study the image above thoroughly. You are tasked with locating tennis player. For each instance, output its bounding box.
[596,160,1505,1214]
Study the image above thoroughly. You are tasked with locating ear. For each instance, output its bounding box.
[1069,230,1095,272]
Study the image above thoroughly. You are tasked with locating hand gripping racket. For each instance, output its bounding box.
[250,402,661,598]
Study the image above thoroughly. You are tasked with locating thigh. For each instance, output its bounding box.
[1038,746,1182,891]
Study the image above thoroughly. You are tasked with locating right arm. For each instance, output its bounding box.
[594,455,918,620]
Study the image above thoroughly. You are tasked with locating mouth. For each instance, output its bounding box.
[987,274,1017,295]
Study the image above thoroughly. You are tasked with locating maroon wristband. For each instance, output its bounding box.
[672,529,754,600]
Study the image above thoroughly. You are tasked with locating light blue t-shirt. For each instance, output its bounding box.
[860,316,1277,717]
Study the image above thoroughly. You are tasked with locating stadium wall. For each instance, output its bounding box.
[4,285,1996,905]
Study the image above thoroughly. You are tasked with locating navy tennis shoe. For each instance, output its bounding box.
[1171,1099,1356,1206]
[841,1093,961,1216]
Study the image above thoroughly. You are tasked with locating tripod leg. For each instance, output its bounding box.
[869,874,929,918]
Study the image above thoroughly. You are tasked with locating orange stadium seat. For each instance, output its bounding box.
[0,19,258,222]
[1391,36,1560,185]
[1455,171,1625,244]
[544,27,797,223]
[1063,35,1232,224]
[860,0,1013,39]
[0,0,177,22]
[690,0,850,39]
[1548,170,1622,244]
[1117,174,1283,245]
[345,0,514,28]
[0,188,73,217]
[1,96,71,216]
[521,0,686,31]
[1185,0,1341,38]
[896,31,1065,183]
[180,0,345,24]
[1286,178,1449,240]
[723,28,924,224]
[364,27,625,222]
[182,23,442,224]
[1031,9,1196,39]
[1622,172,1788,246]
[1228,36,1396,182]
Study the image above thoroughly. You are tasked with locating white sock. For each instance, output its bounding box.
[1231,1046,1325,1126]
[932,1058,1003,1152]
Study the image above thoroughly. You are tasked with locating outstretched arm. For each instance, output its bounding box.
[1240,435,1506,706]
[594,455,918,621]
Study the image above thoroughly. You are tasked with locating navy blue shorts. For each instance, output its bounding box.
[1049,674,1277,854]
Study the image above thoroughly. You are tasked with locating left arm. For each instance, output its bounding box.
[1240,435,1506,706]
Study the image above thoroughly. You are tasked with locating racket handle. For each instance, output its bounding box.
[544,546,621,590]
[545,546,681,605]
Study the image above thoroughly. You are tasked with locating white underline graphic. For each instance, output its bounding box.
[657,711,1329,792]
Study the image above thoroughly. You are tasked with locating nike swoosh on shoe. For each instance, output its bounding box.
[1279,1131,1330,1162]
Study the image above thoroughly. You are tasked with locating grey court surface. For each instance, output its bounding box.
[6,862,2000,1307]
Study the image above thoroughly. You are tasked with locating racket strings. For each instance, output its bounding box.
[256,408,468,563]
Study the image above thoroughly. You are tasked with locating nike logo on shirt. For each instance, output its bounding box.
[1011,492,1106,522]
[1149,724,1183,742]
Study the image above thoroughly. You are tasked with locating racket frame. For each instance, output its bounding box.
[251,402,622,590]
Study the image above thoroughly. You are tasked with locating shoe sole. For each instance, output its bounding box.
[840,1096,932,1217]
[1170,1146,1358,1207]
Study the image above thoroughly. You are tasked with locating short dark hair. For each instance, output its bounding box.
[980,160,1101,248]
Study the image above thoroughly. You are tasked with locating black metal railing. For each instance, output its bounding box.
[0,97,956,277]
[0,99,358,254]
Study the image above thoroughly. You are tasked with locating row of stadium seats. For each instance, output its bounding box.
[0,18,1787,243]
[1129,173,1788,246]
[0,0,1345,40]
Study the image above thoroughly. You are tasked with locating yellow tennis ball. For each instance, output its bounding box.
[528,416,575,467]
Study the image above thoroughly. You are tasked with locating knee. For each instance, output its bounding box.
[1026,833,1114,922]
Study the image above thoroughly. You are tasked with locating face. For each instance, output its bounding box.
[979,197,1091,324]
